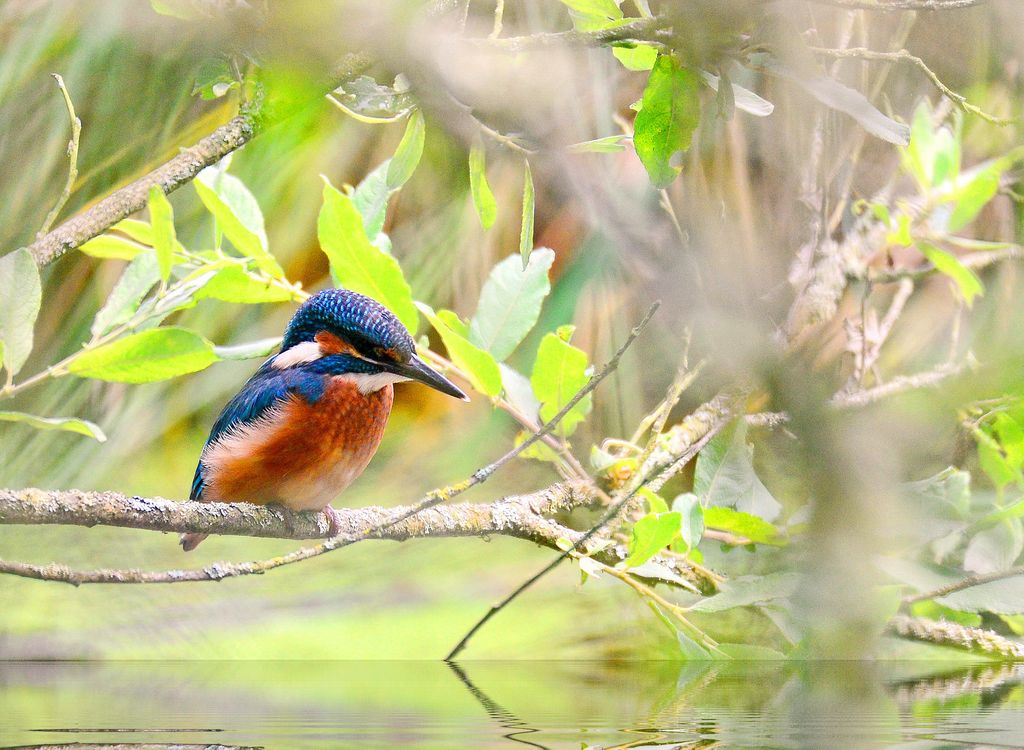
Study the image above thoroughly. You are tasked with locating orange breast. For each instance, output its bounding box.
[201,377,394,511]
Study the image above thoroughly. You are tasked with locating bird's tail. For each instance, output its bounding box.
[179,532,208,552]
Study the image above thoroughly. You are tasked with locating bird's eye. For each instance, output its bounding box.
[373,346,401,362]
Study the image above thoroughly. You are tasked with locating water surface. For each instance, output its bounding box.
[2,660,1022,748]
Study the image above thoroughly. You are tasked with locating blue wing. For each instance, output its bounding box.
[190,358,329,501]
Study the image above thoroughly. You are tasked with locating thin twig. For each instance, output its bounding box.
[37,74,81,238]
[831,361,966,409]
[903,565,1024,604]
[811,46,1011,125]
[445,404,731,660]
[807,0,986,9]
[489,0,504,39]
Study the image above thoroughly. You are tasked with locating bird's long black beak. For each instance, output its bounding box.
[395,355,470,401]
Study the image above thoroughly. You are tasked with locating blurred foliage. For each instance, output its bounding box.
[3,0,1024,662]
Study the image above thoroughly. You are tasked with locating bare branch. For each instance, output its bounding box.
[888,614,1024,659]
[903,565,1024,604]
[831,361,966,409]
[806,0,987,10]
[811,46,1011,124]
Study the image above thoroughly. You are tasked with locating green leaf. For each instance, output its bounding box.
[0,248,42,377]
[672,492,705,551]
[67,327,219,383]
[195,267,296,304]
[192,57,237,100]
[976,428,1020,489]
[626,512,682,567]
[90,251,161,337]
[520,159,536,267]
[994,413,1024,470]
[903,467,972,519]
[318,181,418,334]
[469,141,497,229]
[640,487,669,514]
[566,135,629,153]
[556,0,622,19]
[213,337,282,361]
[416,303,501,397]
[613,44,658,71]
[530,328,592,437]
[111,219,155,245]
[0,410,106,442]
[386,110,426,190]
[689,573,800,613]
[702,506,783,545]
[902,100,935,188]
[147,186,175,283]
[964,518,1024,575]
[500,363,540,423]
[468,248,554,361]
[352,160,397,243]
[634,55,702,187]
[949,164,1001,231]
[438,309,470,338]
[79,235,148,261]
[693,420,781,521]
[918,241,983,307]
[195,167,283,279]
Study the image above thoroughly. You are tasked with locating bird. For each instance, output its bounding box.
[180,288,468,551]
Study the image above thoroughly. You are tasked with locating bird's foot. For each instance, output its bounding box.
[323,505,342,538]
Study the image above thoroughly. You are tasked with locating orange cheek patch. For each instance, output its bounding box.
[316,330,359,357]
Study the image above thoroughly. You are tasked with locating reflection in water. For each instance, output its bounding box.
[1,660,1023,749]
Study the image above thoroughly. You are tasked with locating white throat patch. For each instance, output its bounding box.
[343,371,411,394]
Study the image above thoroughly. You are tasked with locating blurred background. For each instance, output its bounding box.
[1,0,1024,665]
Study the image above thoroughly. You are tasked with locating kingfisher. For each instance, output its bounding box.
[180,288,468,551]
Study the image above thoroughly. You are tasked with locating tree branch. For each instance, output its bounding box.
[888,614,1024,659]
[0,483,705,587]
[25,53,372,268]
[806,0,986,10]
[903,564,1024,604]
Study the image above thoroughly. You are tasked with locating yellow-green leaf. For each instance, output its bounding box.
[416,303,501,397]
[0,410,106,442]
[520,159,535,268]
[530,327,592,437]
[195,167,284,279]
[634,55,702,188]
[195,267,297,304]
[79,235,149,260]
[386,109,426,190]
[918,241,983,307]
[68,327,219,383]
[626,512,682,567]
[318,182,418,333]
[469,141,497,230]
[147,186,175,282]
[0,248,41,376]
[949,165,1001,231]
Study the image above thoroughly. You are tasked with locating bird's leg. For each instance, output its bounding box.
[323,504,342,538]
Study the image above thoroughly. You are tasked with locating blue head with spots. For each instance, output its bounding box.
[283,289,414,361]
[280,289,467,400]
